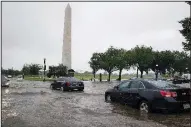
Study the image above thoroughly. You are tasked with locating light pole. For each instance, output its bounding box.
[155,64,158,81]
[43,58,46,82]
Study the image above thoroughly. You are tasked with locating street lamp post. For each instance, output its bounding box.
[43,58,46,82]
[155,64,158,81]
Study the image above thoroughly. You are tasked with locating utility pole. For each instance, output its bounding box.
[43,58,46,82]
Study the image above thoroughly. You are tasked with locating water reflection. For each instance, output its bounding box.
[5,89,9,94]
[111,103,190,127]
[139,111,149,121]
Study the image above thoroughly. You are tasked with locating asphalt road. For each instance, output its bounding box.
[1,79,191,127]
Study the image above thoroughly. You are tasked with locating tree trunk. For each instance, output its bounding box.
[108,72,111,82]
[99,73,102,82]
[93,73,96,82]
[140,70,143,78]
[118,69,122,81]
[155,70,158,81]
[136,67,139,78]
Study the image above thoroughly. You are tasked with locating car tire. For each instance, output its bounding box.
[162,109,170,114]
[60,87,64,91]
[63,87,68,91]
[139,100,151,113]
[105,94,112,102]
[79,89,84,91]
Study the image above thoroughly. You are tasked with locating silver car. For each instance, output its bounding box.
[2,75,10,87]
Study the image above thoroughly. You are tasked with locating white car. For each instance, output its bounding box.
[7,75,12,78]
[2,75,10,87]
[17,76,23,81]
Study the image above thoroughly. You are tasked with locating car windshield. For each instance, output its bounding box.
[147,80,179,89]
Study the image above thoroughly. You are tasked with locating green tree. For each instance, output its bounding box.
[115,49,133,81]
[89,53,101,81]
[151,50,175,75]
[55,64,68,77]
[2,68,8,75]
[131,45,154,78]
[47,65,57,78]
[2,68,22,76]
[172,51,189,76]
[22,64,30,75]
[29,64,42,75]
[99,46,118,81]
[179,17,191,51]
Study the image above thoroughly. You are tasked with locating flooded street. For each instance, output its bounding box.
[2,79,191,127]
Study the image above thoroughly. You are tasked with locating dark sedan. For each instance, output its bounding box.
[105,79,190,113]
[50,77,84,91]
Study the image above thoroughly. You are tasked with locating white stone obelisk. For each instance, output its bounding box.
[62,3,71,70]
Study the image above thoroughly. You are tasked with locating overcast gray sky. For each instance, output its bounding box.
[2,2,190,73]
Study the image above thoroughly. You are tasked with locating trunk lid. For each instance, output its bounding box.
[168,88,190,101]
[71,82,84,87]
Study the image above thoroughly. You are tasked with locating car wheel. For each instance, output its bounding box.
[105,94,112,102]
[79,89,84,91]
[162,109,169,114]
[60,87,64,91]
[139,101,151,113]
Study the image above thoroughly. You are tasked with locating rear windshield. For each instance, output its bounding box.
[57,77,79,82]
[147,80,179,89]
[67,77,79,81]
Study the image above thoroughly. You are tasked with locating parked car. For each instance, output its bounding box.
[50,77,84,91]
[130,77,137,80]
[7,75,12,78]
[105,79,190,113]
[2,75,10,87]
[17,75,23,81]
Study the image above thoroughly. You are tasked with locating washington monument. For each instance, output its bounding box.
[62,4,71,70]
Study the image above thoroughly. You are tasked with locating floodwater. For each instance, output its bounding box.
[1,79,191,127]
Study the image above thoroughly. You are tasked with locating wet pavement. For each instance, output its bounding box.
[1,79,191,127]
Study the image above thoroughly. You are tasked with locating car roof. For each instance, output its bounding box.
[131,78,155,82]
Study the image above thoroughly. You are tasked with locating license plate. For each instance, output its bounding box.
[183,104,190,109]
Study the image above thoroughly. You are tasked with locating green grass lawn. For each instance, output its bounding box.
[24,76,55,81]
[24,74,130,81]
[24,73,168,82]
[74,74,129,81]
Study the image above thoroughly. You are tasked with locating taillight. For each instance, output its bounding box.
[66,82,70,86]
[160,90,177,97]
[171,92,177,97]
